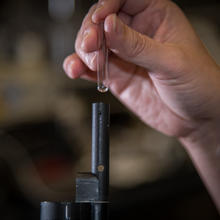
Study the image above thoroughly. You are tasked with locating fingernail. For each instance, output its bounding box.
[63,58,68,72]
[64,59,74,78]
[92,2,105,23]
[92,10,100,23]
[104,14,118,33]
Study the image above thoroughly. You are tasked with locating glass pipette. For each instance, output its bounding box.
[97,22,109,93]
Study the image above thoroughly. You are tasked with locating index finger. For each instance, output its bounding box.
[92,0,154,23]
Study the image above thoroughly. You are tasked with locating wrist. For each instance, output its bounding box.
[179,119,220,152]
[179,119,220,212]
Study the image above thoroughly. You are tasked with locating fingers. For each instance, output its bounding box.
[92,0,124,23]
[92,0,153,24]
[75,0,155,73]
[81,28,98,53]
[104,14,172,72]
[75,4,99,71]
[67,0,173,80]
[63,53,96,80]
[74,2,132,72]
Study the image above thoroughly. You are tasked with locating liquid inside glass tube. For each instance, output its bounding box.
[97,22,109,93]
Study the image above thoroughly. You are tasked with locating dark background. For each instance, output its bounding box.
[0,0,219,219]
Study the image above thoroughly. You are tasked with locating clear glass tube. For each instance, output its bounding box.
[97,22,109,93]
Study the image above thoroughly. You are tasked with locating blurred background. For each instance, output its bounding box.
[0,0,219,219]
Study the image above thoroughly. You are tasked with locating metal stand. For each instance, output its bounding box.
[40,103,110,220]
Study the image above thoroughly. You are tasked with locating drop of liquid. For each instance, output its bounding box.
[97,85,108,93]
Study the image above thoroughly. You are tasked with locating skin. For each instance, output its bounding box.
[63,0,220,211]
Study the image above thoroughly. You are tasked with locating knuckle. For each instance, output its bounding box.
[82,4,97,27]
[90,3,98,11]
[88,4,97,17]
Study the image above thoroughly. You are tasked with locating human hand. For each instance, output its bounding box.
[63,0,220,139]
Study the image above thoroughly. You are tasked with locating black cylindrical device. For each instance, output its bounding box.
[91,103,110,220]
[40,103,110,220]
[40,202,71,220]
[92,102,110,201]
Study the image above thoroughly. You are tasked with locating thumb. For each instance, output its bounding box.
[104,14,175,73]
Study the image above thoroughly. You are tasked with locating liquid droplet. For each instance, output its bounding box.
[97,85,108,93]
